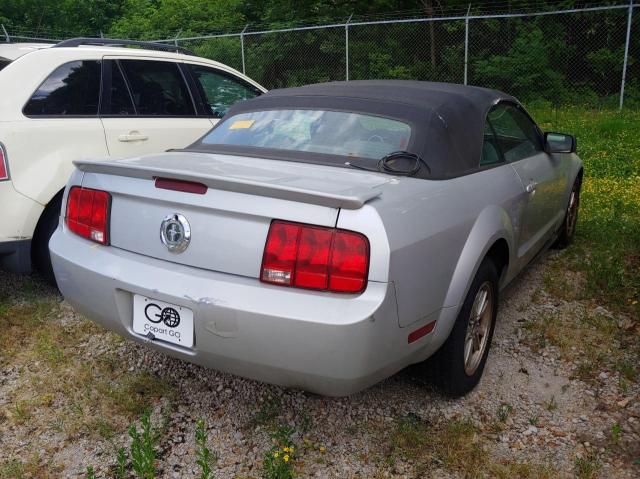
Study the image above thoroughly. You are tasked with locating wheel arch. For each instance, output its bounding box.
[430,206,515,351]
[31,187,65,255]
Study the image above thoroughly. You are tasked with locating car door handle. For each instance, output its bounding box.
[118,132,148,142]
[526,180,537,194]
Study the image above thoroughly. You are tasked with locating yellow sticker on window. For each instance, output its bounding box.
[229,119,255,130]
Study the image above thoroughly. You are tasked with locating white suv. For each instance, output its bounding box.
[0,38,266,282]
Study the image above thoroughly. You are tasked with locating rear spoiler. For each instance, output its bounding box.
[73,159,383,210]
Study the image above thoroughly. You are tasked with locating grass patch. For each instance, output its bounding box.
[521,308,633,385]
[519,106,639,395]
[381,413,554,478]
[530,106,640,320]
[574,450,602,479]
[0,274,177,474]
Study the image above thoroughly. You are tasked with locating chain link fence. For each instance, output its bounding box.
[3,2,639,107]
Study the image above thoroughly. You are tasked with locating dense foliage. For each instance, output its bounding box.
[1,1,638,103]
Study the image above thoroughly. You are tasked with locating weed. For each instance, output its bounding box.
[12,400,32,423]
[196,419,217,479]
[386,414,551,477]
[544,395,558,412]
[89,418,116,440]
[497,403,513,422]
[129,411,160,479]
[254,396,281,426]
[529,416,539,426]
[615,360,638,381]
[610,422,622,444]
[298,410,313,433]
[263,445,296,479]
[116,447,127,479]
[270,423,295,446]
[0,459,24,479]
[619,377,630,394]
[574,451,602,479]
[86,466,96,479]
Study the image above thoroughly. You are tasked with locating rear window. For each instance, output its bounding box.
[201,109,412,160]
[23,60,101,116]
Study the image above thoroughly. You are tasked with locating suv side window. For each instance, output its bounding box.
[189,65,261,118]
[487,104,543,162]
[119,60,195,116]
[24,60,101,116]
[104,61,136,115]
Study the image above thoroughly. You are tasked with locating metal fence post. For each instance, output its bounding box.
[345,14,353,81]
[620,0,634,109]
[1,25,10,43]
[464,4,471,85]
[240,25,248,75]
[174,30,182,47]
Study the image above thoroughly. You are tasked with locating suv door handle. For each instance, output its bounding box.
[118,132,148,142]
[526,180,537,194]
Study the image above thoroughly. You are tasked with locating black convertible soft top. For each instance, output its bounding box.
[189,80,519,179]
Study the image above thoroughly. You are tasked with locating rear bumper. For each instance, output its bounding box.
[0,238,31,273]
[0,181,44,272]
[50,226,442,396]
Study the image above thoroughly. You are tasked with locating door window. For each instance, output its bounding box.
[103,61,136,115]
[189,65,261,118]
[487,104,543,162]
[24,60,101,116]
[119,60,195,116]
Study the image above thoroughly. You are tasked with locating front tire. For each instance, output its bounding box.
[424,258,499,397]
[554,177,581,249]
[32,195,62,287]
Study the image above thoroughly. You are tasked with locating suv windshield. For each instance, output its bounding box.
[201,109,412,160]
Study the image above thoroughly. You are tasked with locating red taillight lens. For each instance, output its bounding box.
[329,230,369,293]
[261,220,369,293]
[66,186,111,244]
[0,144,9,181]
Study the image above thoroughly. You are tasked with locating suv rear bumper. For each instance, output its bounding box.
[0,181,43,273]
[0,238,31,273]
[50,225,442,396]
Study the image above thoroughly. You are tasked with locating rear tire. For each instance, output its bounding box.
[32,194,62,287]
[422,258,499,397]
[554,177,581,249]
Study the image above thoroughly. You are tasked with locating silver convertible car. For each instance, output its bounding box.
[50,81,582,396]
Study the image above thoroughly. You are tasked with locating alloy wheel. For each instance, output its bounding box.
[464,282,494,376]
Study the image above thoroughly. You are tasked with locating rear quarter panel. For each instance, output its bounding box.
[338,164,526,331]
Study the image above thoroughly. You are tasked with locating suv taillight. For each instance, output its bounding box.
[261,220,369,293]
[66,186,111,244]
[0,144,8,181]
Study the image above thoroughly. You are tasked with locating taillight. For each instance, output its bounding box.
[66,186,111,244]
[0,144,9,181]
[261,220,369,293]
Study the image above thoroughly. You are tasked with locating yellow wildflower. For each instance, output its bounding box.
[273,451,279,458]
[282,446,290,453]
[284,454,290,462]
[319,446,326,453]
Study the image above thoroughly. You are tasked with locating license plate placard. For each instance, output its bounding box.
[133,294,194,348]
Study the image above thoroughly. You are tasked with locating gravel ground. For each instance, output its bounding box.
[1,253,638,478]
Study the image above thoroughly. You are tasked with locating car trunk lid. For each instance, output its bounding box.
[76,152,391,278]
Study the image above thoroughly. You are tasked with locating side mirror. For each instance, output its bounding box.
[545,132,576,154]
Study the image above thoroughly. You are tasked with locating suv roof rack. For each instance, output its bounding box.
[53,38,195,56]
